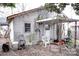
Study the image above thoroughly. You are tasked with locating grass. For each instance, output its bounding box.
[69,39,79,48]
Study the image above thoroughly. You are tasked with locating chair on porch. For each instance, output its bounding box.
[42,35,50,47]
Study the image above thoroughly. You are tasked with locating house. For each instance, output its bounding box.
[7,6,79,47]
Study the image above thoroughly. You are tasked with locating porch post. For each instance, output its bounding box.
[74,21,77,48]
[56,23,59,40]
[56,23,62,40]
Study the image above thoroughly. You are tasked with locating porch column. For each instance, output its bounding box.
[74,21,77,48]
[56,23,59,40]
[56,23,62,40]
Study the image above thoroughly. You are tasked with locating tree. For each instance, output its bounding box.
[0,3,15,14]
[44,3,69,14]
[0,3,15,8]
[0,3,15,46]
[71,3,79,15]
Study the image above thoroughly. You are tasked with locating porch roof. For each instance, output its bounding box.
[36,18,79,24]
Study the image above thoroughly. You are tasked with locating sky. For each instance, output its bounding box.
[63,5,79,19]
[0,3,79,22]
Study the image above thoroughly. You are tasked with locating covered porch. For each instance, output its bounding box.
[36,17,79,48]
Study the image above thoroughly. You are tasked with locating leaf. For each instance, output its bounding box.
[44,3,69,14]
[0,3,15,8]
[71,3,79,15]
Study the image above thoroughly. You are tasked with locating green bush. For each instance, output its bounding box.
[66,28,74,48]
[66,39,73,48]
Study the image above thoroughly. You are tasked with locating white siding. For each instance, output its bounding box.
[10,9,58,45]
[12,10,48,44]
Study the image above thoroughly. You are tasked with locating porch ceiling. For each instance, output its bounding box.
[36,18,79,24]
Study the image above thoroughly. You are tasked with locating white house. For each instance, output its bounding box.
[7,7,52,45]
[7,7,79,47]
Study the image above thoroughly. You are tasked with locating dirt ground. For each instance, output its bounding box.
[0,37,78,56]
[0,44,77,56]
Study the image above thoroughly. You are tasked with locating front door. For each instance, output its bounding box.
[42,24,50,43]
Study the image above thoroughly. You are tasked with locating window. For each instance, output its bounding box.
[25,23,31,32]
[45,25,50,30]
